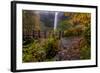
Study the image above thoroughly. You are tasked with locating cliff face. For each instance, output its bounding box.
[23,10,40,39]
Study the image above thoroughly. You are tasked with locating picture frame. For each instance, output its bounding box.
[11,1,98,72]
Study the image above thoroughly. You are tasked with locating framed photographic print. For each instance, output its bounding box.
[11,1,98,72]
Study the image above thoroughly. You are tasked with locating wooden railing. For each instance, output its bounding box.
[23,30,64,40]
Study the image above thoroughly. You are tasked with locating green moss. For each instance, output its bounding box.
[80,45,91,59]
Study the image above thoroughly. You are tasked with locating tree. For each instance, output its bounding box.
[59,12,91,37]
[64,12,91,27]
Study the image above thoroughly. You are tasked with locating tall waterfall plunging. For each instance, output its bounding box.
[54,12,58,31]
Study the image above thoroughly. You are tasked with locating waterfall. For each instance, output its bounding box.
[54,12,58,31]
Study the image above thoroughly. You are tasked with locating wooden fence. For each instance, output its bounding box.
[23,30,64,40]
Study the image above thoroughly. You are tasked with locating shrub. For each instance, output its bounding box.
[45,37,58,59]
[23,39,46,62]
[80,45,91,59]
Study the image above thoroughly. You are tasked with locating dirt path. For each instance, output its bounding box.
[54,36,84,61]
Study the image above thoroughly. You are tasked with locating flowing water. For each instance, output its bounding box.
[54,12,58,30]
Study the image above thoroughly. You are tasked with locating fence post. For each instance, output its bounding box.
[38,30,40,38]
[59,31,61,39]
[44,31,47,38]
[33,30,34,38]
